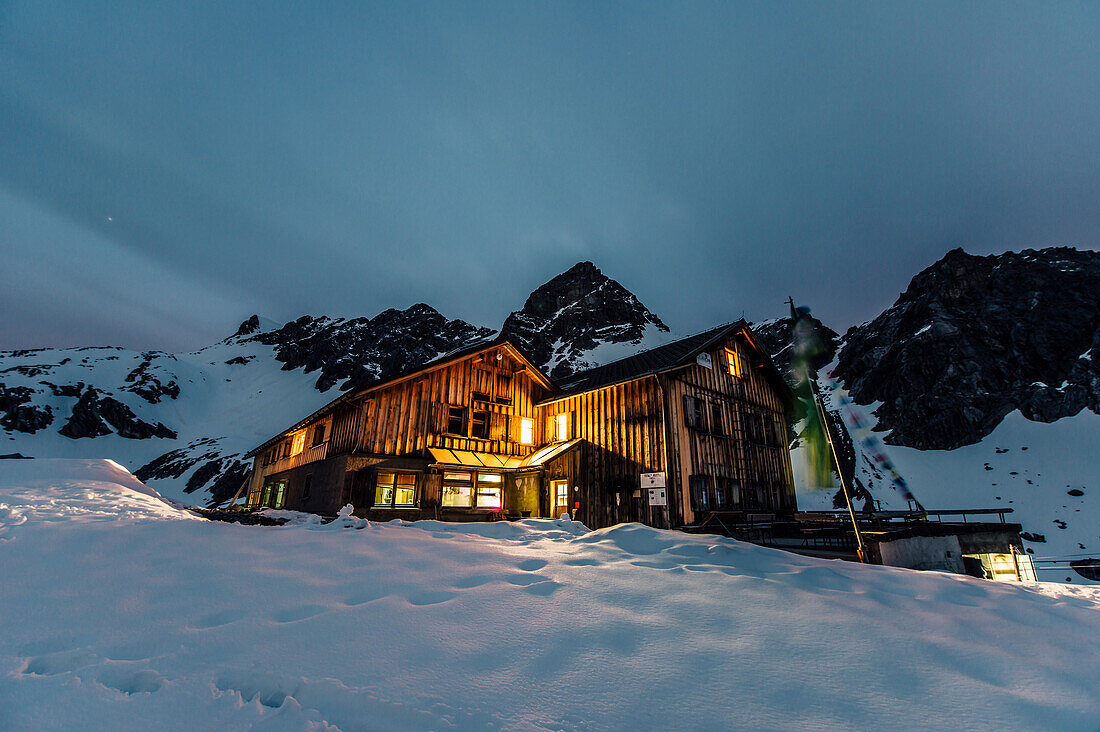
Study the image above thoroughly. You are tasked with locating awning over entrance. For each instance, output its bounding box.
[428,439,583,472]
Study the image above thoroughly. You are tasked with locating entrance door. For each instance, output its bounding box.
[551,480,570,519]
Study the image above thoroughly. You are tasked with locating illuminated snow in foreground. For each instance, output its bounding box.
[2,461,1099,730]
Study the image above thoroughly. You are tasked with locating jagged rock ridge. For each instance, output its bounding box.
[246,304,494,392]
[836,247,1100,449]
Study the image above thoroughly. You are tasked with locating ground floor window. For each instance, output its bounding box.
[475,473,502,508]
[442,470,503,508]
[374,472,418,508]
[251,479,287,509]
[689,475,709,511]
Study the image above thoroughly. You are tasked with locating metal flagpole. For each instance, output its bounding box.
[811,379,867,563]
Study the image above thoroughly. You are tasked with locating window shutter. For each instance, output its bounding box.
[490,412,507,441]
[683,395,697,428]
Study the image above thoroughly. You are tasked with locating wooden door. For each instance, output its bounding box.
[550,479,570,519]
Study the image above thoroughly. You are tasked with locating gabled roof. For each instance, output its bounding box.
[244,336,553,458]
[541,320,793,409]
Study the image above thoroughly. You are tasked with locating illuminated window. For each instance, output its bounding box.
[442,471,473,507]
[554,413,569,441]
[447,406,466,435]
[475,473,503,509]
[471,409,490,439]
[725,348,743,378]
[258,480,287,509]
[553,480,569,511]
[272,481,286,508]
[246,484,262,508]
[374,472,417,508]
[519,417,534,445]
[291,432,306,456]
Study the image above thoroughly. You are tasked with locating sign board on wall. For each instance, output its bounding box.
[648,487,668,506]
[640,472,666,488]
[696,352,713,369]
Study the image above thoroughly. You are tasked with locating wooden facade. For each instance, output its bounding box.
[244,323,796,530]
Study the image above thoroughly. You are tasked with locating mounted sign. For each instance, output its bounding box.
[696,352,713,369]
[648,487,667,506]
[640,472,666,488]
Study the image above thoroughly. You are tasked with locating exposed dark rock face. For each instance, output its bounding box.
[234,314,262,336]
[41,381,84,398]
[136,439,220,482]
[0,384,53,433]
[836,248,1100,449]
[249,304,494,392]
[500,261,670,378]
[123,354,180,404]
[59,387,176,440]
[136,438,249,506]
[200,459,251,506]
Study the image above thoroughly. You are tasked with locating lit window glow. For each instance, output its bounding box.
[725,348,743,378]
[520,417,534,445]
[554,414,569,441]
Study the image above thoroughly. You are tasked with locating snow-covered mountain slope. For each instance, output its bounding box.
[0,265,677,507]
[2,461,1099,730]
[500,261,675,378]
[0,333,338,505]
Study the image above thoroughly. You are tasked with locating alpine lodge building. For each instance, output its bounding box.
[243,321,796,530]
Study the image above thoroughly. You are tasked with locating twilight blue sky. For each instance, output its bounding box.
[2,1,1099,350]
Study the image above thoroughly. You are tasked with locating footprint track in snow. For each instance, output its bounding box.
[270,605,328,623]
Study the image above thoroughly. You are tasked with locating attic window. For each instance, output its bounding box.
[311,423,326,447]
[725,348,743,378]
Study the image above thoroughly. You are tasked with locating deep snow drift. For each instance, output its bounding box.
[2,461,1099,730]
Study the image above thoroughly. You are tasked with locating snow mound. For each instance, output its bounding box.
[0,458,196,528]
[1,468,1099,730]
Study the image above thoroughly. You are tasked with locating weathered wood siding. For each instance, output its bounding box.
[351,348,547,456]
[537,330,794,530]
[539,375,672,528]
[664,332,795,525]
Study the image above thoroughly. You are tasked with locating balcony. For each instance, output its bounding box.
[260,441,328,476]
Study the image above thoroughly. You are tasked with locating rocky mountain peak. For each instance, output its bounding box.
[836,246,1100,449]
[501,262,670,378]
[234,315,262,337]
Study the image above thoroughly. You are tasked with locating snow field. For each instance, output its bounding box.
[2,461,1099,730]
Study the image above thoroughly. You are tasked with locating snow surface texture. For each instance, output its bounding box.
[3,461,1100,730]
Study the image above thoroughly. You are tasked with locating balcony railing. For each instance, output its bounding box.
[260,441,328,476]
